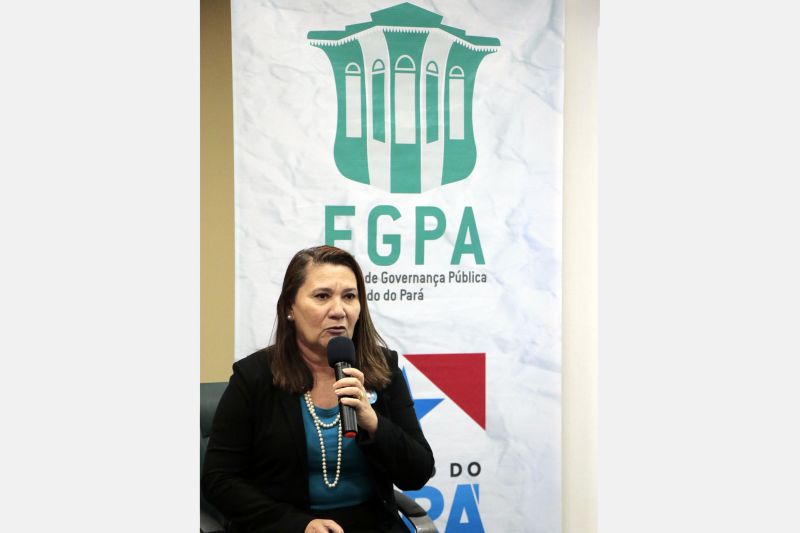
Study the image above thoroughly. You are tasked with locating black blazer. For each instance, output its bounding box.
[201,348,435,533]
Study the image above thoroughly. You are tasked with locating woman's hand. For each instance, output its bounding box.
[304,518,343,533]
[334,367,379,436]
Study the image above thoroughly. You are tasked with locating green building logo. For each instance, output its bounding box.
[308,3,500,193]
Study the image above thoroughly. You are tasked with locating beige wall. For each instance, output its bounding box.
[563,0,598,531]
[200,0,235,383]
[199,0,598,530]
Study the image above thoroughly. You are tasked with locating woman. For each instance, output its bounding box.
[202,246,435,533]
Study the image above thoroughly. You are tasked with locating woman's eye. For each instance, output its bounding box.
[315,293,329,300]
[345,293,357,300]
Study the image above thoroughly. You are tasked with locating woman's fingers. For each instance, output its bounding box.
[321,519,344,533]
[305,518,343,533]
[331,367,378,433]
[333,368,367,400]
[333,377,362,390]
[340,366,365,383]
[334,385,363,400]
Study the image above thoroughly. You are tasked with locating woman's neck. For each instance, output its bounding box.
[299,344,334,379]
[298,344,337,406]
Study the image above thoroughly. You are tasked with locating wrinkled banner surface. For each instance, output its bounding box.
[232,1,563,531]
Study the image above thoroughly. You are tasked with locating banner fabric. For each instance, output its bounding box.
[232,1,563,531]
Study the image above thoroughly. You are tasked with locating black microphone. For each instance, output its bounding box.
[327,336,358,438]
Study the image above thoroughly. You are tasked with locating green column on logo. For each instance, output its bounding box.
[368,205,402,266]
[372,64,386,143]
[318,41,369,185]
[442,46,493,185]
[385,31,425,193]
[425,64,439,143]
[415,206,446,264]
[325,205,356,246]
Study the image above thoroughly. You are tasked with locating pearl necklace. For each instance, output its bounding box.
[303,391,343,489]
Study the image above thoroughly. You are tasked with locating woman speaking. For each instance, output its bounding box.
[202,246,435,532]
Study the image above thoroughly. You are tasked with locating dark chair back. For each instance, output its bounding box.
[201,382,230,532]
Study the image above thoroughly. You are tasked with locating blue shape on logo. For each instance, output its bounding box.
[402,367,444,421]
[445,484,484,532]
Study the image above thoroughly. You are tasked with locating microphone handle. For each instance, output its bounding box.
[334,362,359,438]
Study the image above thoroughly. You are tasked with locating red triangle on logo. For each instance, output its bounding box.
[404,353,485,429]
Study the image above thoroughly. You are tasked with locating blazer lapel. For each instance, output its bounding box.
[277,389,309,475]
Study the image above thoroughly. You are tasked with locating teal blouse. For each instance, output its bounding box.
[300,398,375,509]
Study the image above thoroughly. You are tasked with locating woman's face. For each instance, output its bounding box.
[290,262,361,358]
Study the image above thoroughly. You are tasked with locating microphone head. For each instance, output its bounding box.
[327,336,356,367]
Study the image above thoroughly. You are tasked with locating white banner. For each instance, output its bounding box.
[232,1,563,531]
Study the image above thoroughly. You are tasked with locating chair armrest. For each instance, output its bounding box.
[200,508,226,533]
[395,490,438,533]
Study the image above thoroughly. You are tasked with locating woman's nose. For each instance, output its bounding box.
[329,298,346,317]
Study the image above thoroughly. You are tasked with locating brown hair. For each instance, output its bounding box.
[269,245,391,393]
